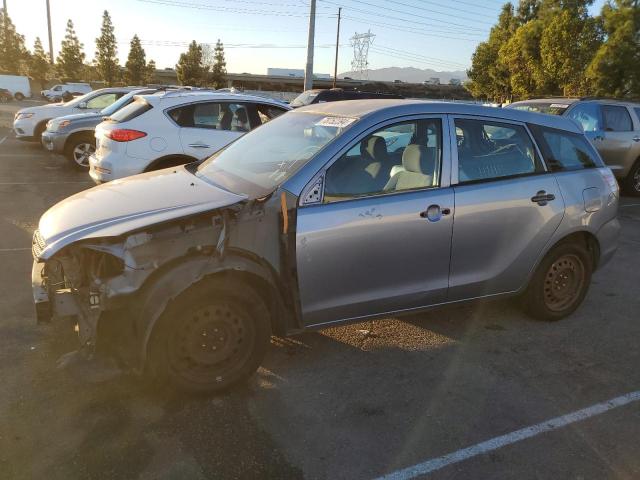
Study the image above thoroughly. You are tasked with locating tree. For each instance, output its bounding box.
[0,9,28,74]
[57,19,85,81]
[499,19,546,98]
[95,10,119,85]
[145,59,156,84]
[175,40,207,86]
[29,37,50,87]
[539,2,602,96]
[466,3,516,101]
[586,0,640,98]
[210,39,227,88]
[125,35,147,85]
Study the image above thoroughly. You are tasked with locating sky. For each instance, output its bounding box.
[6,0,607,75]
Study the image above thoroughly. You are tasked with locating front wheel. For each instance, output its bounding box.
[14,92,25,101]
[623,160,640,197]
[65,133,95,169]
[522,242,592,321]
[148,277,272,394]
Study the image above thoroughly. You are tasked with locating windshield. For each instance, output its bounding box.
[63,90,98,107]
[508,102,571,115]
[101,91,138,115]
[290,91,320,107]
[196,112,357,196]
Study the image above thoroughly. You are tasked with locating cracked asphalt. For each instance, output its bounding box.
[0,127,639,480]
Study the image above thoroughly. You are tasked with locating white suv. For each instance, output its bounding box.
[89,91,291,183]
[13,87,137,141]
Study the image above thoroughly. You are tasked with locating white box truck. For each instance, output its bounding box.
[0,75,31,100]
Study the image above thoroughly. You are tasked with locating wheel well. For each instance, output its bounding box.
[35,119,49,134]
[144,155,197,172]
[555,231,600,269]
[64,130,94,151]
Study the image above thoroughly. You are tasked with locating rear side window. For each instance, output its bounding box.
[529,124,602,171]
[602,105,633,132]
[634,108,640,126]
[455,119,541,183]
[168,102,252,131]
[256,104,287,125]
[109,99,152,123]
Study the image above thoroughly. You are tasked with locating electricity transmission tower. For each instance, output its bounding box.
[350,30,375,80]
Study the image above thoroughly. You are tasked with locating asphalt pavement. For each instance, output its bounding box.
[0,127,639,480]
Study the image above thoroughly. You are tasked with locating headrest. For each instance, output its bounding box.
[402,144,430,173]
[360,135,388,161]
[235,108,248,122]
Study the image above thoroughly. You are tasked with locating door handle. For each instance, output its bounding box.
[419,205,450,221]
[593,135,604,142]
[188,143,211,148]
[633,136,640,142]
[531,190,555,206]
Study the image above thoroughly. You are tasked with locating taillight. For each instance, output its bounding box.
[598,167,619,194]
[105,129,147,142]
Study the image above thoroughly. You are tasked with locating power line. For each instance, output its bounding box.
[136,0,336,18]
[369,0,497,22]
[341,15,484,42]
[369,46,466,70]
[374,44,467,68]
[320,0,491,32]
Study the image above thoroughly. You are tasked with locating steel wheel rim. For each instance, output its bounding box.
[73,143,95,167]
[167,302,256,385]
[633,168,640,192]
[543,254,585,312]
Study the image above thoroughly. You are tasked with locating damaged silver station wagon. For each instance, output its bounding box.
[32,100,620,393]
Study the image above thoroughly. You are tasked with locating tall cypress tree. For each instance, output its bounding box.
[176,40,207,86]
[210,39,227,89]
[0,9,27,74]
[125,35,147,85]
[95,10,119,85]
[30,37,50,87]
[57,19,85,81]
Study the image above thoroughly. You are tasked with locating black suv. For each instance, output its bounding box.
[291,88,403,107]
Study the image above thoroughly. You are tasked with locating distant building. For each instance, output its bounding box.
[449,78,462,86]
[267,68,331,79]
[423,77,441,85]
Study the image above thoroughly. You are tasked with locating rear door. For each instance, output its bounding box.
[295,115,454,326]
[598,105,636,175]
[449,116,564,300]
[176,102,247,159]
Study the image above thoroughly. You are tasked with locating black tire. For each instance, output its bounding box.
[34,122,47,141]
[623,160,640,197]
[148,276,272,394]
[146,156,192,172]
[14,92,25,101]
[64,133,95,169]
[522,242,592,321]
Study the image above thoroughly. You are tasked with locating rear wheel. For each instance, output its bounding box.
[14,92,24,101]
[522,242,592,321]
[64,133,95,169]
[623,160,640,197]
[148,277,271,394]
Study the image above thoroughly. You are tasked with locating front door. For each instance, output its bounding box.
[598,104,637,175]
[448,117,565,300]
[295,116,454,326]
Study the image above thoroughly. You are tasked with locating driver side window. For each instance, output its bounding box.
[323,119,443,203]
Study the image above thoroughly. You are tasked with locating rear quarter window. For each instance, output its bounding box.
[529,124,603,171]
[109,99,152,123]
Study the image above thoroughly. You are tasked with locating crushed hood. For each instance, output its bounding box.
[38,166,247,259]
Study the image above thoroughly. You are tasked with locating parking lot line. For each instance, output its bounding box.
[0,181,92,185]
[375,390,640,480]
[0,135,7,145]
[620,204,640,208]
[0,247,30,252]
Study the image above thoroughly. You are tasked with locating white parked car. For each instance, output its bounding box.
[89,91,291,183]
[13,87,138,141]
[0,74,31,100]
[41,82,92,102]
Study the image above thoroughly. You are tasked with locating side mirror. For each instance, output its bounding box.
[78,101,87,109]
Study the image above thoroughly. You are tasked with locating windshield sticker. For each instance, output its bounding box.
[550,103,570,108]
[315,116,356,128]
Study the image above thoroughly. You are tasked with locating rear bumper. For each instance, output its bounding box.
[595,216,621,270]
[41,131,67,153]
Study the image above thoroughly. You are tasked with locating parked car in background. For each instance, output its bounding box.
[41,83,92,102]
[89,91,291,183]
[0,74,31,100]
[290,88,403,107]
[507,98,640,195]
[0,88,12,103]
[14,87,138,141]
[42,88,161,169]
[33,101,619,393]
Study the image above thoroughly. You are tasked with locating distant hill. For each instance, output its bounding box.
[339,66,468,84]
